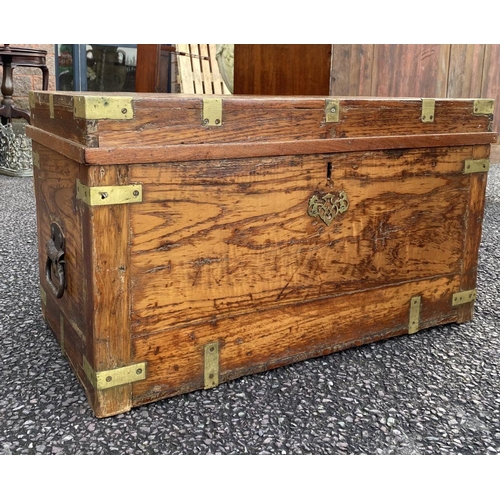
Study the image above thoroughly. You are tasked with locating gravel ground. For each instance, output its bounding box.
[0,166,499,458]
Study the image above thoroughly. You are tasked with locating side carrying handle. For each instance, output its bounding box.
[45,222,66,299]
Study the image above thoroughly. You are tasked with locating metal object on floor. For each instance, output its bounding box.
[0,123,34,177]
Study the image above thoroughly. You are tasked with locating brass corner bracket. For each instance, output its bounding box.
[73,95,134,120]
[76,179,143,206]
[464,159,490,174]
[473,99,494,115]
[83,357,146,390]
[452,289,477,306]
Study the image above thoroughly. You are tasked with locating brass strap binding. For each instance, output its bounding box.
[408,296,421,334]
[83,357,147,390]
[204,342,220,389]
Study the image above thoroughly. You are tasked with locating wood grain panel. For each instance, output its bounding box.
[447,44,485,98]
[83,133,497,166]
[334,99,491,138]
[128,146,470,337]
[27,124,495,167]
[233,44,331,96]
[32,143,87,339]
[329,44,498,142]
[136,44,173,93]
[31,142,94,406]
[30,93,493,153]
[330,44,374,96]
[481,44,500,140]
[97,95,331,147]
[371,45,450,98]
[135,44,160,92]
[94,96,492,149]
[30,92,97,146]
[26,126,85,163]
[132,275,460,405]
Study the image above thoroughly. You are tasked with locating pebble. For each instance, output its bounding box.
[0,168,500,455]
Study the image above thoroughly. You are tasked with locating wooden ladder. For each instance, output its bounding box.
[175,44,231,94]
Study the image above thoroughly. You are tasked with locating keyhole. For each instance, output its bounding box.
[326,162,333,181]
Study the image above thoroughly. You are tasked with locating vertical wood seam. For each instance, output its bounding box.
[87,165,133,415]
[329,44,334,95]
[370,44,377,96]
[445,44,452,98]
[480,44,488,98]
[457,144,489,322]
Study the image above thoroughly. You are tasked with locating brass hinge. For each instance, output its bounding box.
[464,159,490,174]
[202,98,222,126]
[452,289,477,306]
[83,357,147,390]
[408,296,421,334]
[473,99,494,115]
[204,341,220,389]
[76,179,143,206]
[73,95,133,120]
[421,99,435,123]
[325,99,340,123]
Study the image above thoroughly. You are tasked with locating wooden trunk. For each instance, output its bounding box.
[27,91,496,417]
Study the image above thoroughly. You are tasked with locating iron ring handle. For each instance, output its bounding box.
[45,238,66,299]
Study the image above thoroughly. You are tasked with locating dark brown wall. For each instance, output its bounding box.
[135,44,173,93]
[233,44,332,96]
